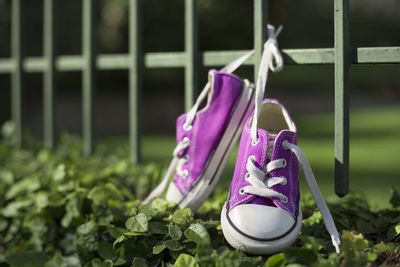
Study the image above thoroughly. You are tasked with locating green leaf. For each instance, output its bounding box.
[138,204,158,220]
[34,191,49,209]
[5,252,49,267]
[77,220,97,235]
[5,176,40,200]
[122,231,147,236]
[2,198,32,217]
[174,253,199,267]
[168,224,182,240]
[283,247,318,266]
[341,230,370,251]
[113,235,126,249]
[387,223,400,241]
[44,253,65,267]
[153,244,167,254]
[98,241,117,260]
[53,164,66,181]
[125,213,148,232]
[184,223,210,245]
[164,239,184,251]
[264,253,287,267]
[172,208,192,224]
[373,242,399,252]
[367,252,378,262]
[148,221,168,234]
[131,257,148,267]
[298,236,328,253]
[151,198,174,211]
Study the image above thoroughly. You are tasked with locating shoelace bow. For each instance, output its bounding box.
[246,24,341,253]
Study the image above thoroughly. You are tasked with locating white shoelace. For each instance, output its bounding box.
[245,24,341,253]
[251,24,284,142]
[142,50,254,204]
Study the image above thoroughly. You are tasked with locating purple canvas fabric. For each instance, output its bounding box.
[172,70,243,195]
[228,99,299,218]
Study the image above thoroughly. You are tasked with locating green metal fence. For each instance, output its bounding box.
[0,0,399,197]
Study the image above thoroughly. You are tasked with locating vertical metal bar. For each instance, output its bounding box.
[184,0,199,111]
[82,0,96,156]
[334,0,350,197]
[44,0,55,149]
[129,0,142,164]
[11,0,22,147]
[253,0,268,82]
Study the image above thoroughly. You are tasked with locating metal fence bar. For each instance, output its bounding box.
[184,0,199,111]
[253,0,268,82]
[334,0,350,197]
[129,0,142,164]
[11,0,22,147]
[2,47,400,74]
[43,0,55,149]
[82,0,96,156]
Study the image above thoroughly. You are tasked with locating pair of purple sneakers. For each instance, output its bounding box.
[144,25,340,255]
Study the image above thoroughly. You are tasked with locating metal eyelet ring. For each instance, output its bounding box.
[182,169,189,178]
[282,159,287,168]
[251,138,260,146]
[239,188,246,195]
[282,140,289,149]
[248,155,256,163]
[183,123,192,131]
[245,173,250,181]
[281,176,287,185]
[281,195,288,203]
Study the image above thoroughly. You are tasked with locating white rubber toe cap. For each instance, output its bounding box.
[166,182,184,204]
[228,204,296,240]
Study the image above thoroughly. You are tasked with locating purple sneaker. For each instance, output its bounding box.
[143,51,256,211]
[221,99,341,255]
[221,99,301,254]
[221,25,340,255]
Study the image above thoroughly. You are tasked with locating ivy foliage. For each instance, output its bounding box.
[0,134,399,266]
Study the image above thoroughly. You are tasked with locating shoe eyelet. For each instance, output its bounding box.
[248,155,256,163]
[183,123,192,131]
[245,173,250,181]
[239,188,246,195]
[281,195,288,203]
[182,169,189,179]
[281,176,287,185]
[282,159,287,168]
[282,140,289,149]
[251,138,260,146]
[184,155,189,161]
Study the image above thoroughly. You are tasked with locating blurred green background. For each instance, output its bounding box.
[0,0,399,208]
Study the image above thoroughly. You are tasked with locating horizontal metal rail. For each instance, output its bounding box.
[1,47,399,74]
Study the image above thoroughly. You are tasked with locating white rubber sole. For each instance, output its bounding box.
[166,80,255,212]
[221,202,302,255]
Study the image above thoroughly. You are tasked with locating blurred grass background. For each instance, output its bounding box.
[102,105,400,210]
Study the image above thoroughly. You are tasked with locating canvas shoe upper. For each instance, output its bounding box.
[221,25,341,255]
[143,51,255,212]
[221,99,302,254]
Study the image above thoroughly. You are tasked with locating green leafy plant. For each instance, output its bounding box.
[0,134,399,266]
